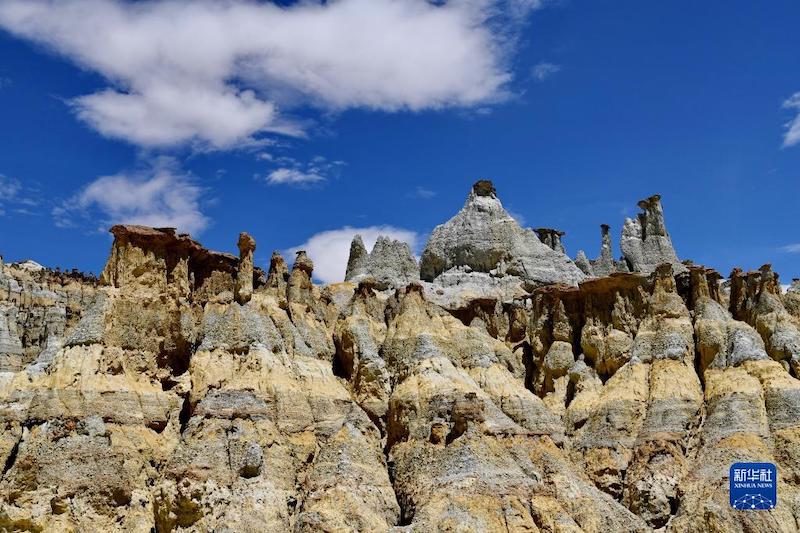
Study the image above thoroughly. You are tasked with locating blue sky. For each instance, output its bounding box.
[0,0,798,284]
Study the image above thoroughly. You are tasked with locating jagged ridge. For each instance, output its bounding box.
[0,184,798,532]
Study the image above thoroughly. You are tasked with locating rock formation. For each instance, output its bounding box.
[621,194,685,274]
[784,278,800,320]
[534,227,566,255]
[729,265,800,375]
[264,250,289,302]
[0,260,97,373]
[236,232,256,304]
[577,224,630,277]
[420,180,585,286]
[344,235,419,290]
[1,183,799,532]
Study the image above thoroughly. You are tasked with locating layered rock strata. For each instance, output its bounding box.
[0,259,97,374]
[0,186,798,532]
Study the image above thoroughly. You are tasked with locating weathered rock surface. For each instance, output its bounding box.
[236,232,256,304]
[0,259,97,373]
[1,184,799,532]
[620,195,686,274]
[344,235,418,290]
[730,265,800,375]
[420,180,586,286]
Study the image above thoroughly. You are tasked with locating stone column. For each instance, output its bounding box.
[236,232,256,304]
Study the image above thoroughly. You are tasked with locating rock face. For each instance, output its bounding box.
[621,195,685,274]
[344,235,419,290]
[0,260,97,373]
[420,180,585,286]
[1,183,799,532]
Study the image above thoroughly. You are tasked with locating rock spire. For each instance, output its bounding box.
[620,194,684,274]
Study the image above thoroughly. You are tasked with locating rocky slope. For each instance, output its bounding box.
[0,183,798,532]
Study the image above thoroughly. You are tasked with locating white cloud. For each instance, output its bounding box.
[266,168,325,186]
[54,160,209,235]
[71,86,287,149]
[408,186,437,199]
[288,225,419,284]
[0,174,21,199]
[783,92,800,147]
[531,61,560,81]
[262,154,344,187]
[0,0,541,150]
[781,243,800,253]
[0,174,40,216]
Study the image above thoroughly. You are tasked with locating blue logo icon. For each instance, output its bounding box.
[730,462,777,510]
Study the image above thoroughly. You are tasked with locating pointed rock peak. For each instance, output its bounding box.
[463,179,507,217]
[350,234,367,253]
[345,234,419,290]
[620,194,684,274]
[287,251,315,306]
[345,235,369,280]
[420,182,585,286]
[270,250,287,271]
[575,250,593,276]
[471,179,496,198]
[263,250,289,299]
